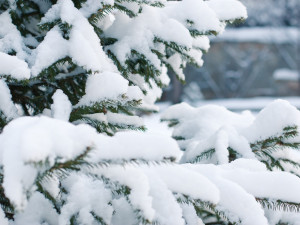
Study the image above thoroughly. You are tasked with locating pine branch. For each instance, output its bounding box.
[0,173,14,220]
[176,194,232,224]
[160,118,179,127]
[88,4,114,25]
[91,211,109,225]
[36,146,94,182]
[256,198,300,212]
[187,148,216,164]
[96,175,155,225]
[114,2,136,18]
[189,29,218,38]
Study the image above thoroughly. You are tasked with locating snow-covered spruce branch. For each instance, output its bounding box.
[162,100,300,222]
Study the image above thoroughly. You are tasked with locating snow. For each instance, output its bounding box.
[13,192,58,225]
[213,177,268,225]
[2,0,300,223]
[162,99,300,167]
[0,52,30,80]
[77,72,129,106]
[37,0,116,75]
[156,164,220,204]
[51,89,72,121]
[193,36,210,51]
[96,165,156,221]
[31,27,68,76]
[0,79,19,119]
[206,0,247,21]
[188,160,300,224]
[165,0,223,34]
[213,27,300,44]
[181,204,204,225]
[106,112,144,127]
[145,171,185,225]
[273,68,299,81]
[80,0,114,18]
[89,130,182,162]
[84,112,144,129]
[59,174,113,225]
[222,168,300,203]
[244,99,300,142]
[194,96,300,111]
[0,11,27,60]
[0,116,97,209]
[0,208,8,225]
[166,54,186,80]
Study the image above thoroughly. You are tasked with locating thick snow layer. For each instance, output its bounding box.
[0,52,30,80]
[51,89,72,121]
[214,177,268,225]
[188,160,300,224]
[0,11,27,60]
[77,72,129,106]
[36,0,116,75]
[206,0,247,21]
[151,165,220,204]
[31,27,69,76]
[163,100,300,165]
[59,174,113,225]
[193,36,210,51]
[145,171,185,225]
[244,99,300,142]
[13,192,58,225]
[165,0,223,34]
[0,115,182,212]
[181,204,204,225]
[89,131,182,162]
[96,165,156,221]
[0,116,97,209]
[0,79,18,119]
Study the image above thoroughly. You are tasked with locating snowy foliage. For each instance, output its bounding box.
[162,99,300,224]
[2,0,299,225]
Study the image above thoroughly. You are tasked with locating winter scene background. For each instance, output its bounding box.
[0,0,300,225]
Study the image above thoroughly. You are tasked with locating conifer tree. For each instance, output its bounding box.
[1,0,300,225]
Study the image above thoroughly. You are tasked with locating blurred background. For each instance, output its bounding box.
[161,0,300,111]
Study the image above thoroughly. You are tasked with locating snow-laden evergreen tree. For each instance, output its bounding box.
[1,0,300,225]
